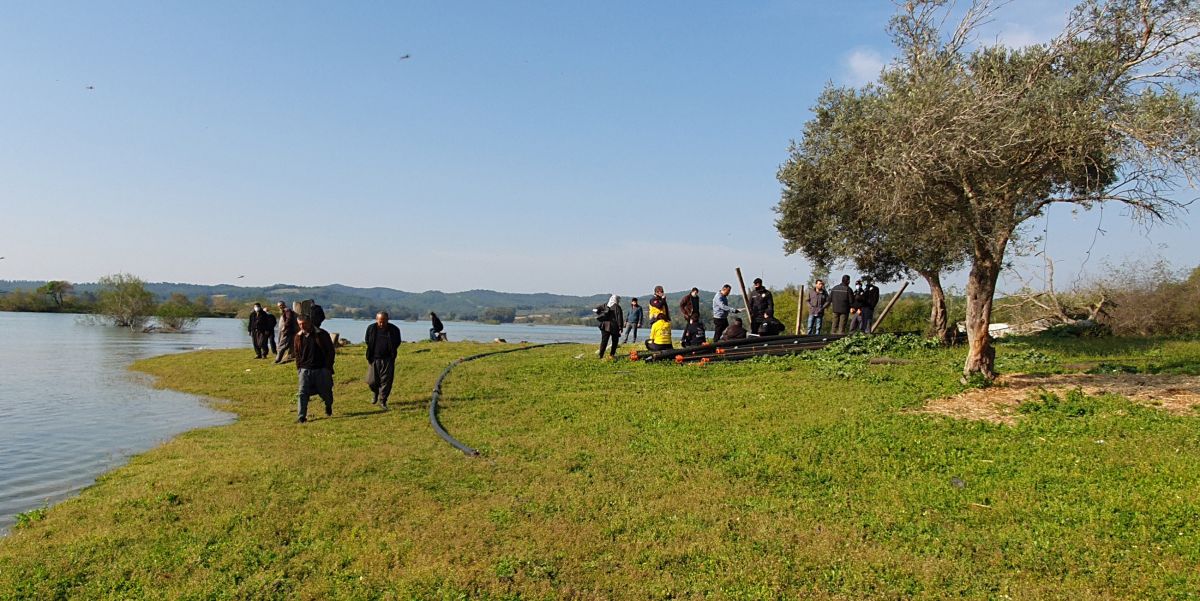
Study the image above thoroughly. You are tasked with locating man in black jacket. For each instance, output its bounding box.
[828,275,853,334]
[365,311,402,409]
[861,277,881,333]
[748,278,774,335]
[294,313,336,423]
[248,303,275,359]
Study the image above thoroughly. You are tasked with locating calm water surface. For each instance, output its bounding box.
[0,312,598,533]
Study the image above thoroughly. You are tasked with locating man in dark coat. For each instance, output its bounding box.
[758,311,786,336]
[720,317,748,341]
[294,312,336,423]
[681,316,707,347]
[748,278,774,335]
[595,294,625,358]
[429,312,446,341]
[248,303,275,359]
[849,280,865,332]
[828,275,853,334]
[275,301,298,363]
[861,277,881,333]
[365,311,402,409]
[679,288,701,322]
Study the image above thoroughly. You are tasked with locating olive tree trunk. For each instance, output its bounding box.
[962,237,1008,380]
[918,270,952,344]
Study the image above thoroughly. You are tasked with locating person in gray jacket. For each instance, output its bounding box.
[711,284,740,342]
[622,298,644,343]
[806,279,829,335]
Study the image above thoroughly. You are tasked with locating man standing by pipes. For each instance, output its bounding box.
[712,284,739,343]
[748,278,774,336]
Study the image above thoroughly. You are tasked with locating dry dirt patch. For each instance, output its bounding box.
[918,373,1200,425]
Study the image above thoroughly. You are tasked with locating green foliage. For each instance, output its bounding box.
[97,273,156,330]
[13,507,47,529]
[155,293,200,332]
[1018,388,1101,418]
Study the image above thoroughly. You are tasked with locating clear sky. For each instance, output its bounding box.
[1,1,1195,296]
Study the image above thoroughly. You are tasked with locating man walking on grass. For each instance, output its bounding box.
[275,301,298,363]
[294,312,335,423]
[364,311,402,410]
[248,303,275,359]
[829,275,853,335]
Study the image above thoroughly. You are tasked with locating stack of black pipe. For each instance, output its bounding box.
[635,333,846,364]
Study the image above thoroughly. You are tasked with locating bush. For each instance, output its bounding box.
[156,293,199,332]
[97,273,155,330]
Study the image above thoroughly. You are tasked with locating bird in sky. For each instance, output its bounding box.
[398,54,411,60]
[85,85,95,90]
[237,275,245,279]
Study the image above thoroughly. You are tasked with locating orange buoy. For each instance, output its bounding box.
[674,355,684,364]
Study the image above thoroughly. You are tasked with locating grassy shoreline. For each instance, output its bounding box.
[1,337,1198,599]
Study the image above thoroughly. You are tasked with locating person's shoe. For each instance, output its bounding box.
[324,405,333,417]
[380,401,389,410]
[296,416,307,423]
[371,397,378,405]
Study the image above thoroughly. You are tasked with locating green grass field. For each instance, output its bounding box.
[1,336,1199,600]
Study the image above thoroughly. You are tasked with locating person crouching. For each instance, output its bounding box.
[645,316,674,351]
[294,313,336,423]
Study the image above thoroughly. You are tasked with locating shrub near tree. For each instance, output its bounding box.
[155,293,200,332]
[97,273,155,330]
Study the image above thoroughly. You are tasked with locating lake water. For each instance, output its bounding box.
[0,312,601,533]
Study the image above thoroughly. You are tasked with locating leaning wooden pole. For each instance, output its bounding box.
[795,285,806,335]
[735,268,752,322]
[871,281,909,333]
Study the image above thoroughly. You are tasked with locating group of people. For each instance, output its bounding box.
[593,275,882,357]
[592,278,788,357]
[247,302,448,423]
[805,275,880,335]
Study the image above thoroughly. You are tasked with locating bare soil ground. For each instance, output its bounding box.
[918,373,1200,424]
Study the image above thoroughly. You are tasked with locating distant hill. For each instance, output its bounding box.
[0,280,713,324]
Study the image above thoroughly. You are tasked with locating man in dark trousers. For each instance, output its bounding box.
[829,275,853,334]
[274,301,298,363]
[711,284,739,342]
[248,303,275,359]
[720,317,747,341]
[861,277,881,333]
[595,294,625,359]
[622,298,643,343]
[294,312,336,423]
[365,311,402,410]
[748,278,774,335]
[806,279,829,335]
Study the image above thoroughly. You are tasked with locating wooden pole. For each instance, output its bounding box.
[795,285,806,335]
[735,268,752,324]
[871,281,909,332]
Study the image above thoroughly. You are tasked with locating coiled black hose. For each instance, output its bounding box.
[430,342,572,456]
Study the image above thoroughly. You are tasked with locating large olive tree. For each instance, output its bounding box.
[781,0,1199,378]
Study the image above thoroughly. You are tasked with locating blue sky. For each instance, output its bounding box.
[1,1,1195,296]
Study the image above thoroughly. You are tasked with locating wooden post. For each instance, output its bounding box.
[735,268,752,323]
[871,281,909,332]
[795,285,806,335]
